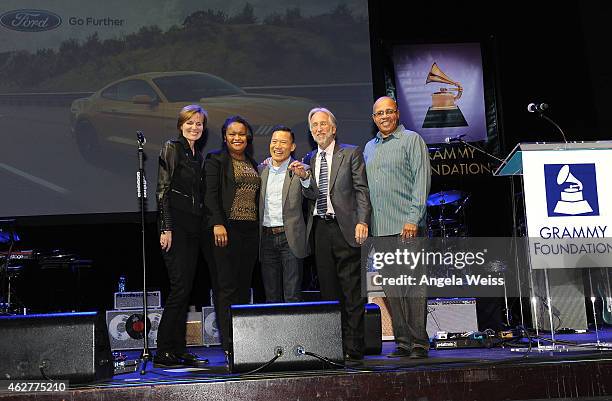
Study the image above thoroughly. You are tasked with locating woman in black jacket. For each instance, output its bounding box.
[204,115,260,353]
[154,104,209,368]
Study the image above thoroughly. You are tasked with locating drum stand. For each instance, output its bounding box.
[447,140,525,331]
[437,200,449,238]
[0,220,17,315]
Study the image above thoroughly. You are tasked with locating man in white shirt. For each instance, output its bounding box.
[303,108,371,361]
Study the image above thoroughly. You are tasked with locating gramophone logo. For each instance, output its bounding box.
[422,62,468,129]
[544,164,599,217]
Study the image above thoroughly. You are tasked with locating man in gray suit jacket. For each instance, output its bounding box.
[259,125,316,302]
[303,107,371,361]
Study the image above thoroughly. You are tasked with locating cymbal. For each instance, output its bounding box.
[428,218,459,224]
[0,232,20,244]
[427,190,464,206]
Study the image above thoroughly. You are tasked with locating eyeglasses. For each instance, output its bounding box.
[310,121,330,129]
[372,109,397,118]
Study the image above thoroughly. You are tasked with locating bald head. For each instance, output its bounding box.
[372,96,397,113]
[372,96,399,137]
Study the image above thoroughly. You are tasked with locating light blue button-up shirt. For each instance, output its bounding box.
[363,124,431,236]
[263,158,310,227]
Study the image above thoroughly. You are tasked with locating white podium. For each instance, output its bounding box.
[495,141,612,349]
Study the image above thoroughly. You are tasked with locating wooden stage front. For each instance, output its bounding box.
[1,336,612,401]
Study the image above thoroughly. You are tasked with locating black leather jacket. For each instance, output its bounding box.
[156,135,204,232]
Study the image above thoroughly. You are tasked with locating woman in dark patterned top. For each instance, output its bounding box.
[154,104,209,368]
[203,115,260,352]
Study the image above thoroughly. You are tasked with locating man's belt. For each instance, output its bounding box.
[315,214,336,221]
[264,226,285,234]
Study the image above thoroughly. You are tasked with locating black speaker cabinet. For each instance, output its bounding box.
[364,303,382,355]
[0,312,113,383]
[230,301,343,373]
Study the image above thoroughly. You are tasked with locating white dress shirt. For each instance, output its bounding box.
[313,140,336,216]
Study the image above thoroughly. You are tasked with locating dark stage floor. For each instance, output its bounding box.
[108,328,612,376]
[75,329,612,400]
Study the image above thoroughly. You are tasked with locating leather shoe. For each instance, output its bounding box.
[177,352,209,368]
[386,347,411,358]
[153,351,183,368]
[344,353,363,366]
[409,348,428,359]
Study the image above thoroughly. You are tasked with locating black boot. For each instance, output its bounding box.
[153,351,184,368]
[177,352,209,368]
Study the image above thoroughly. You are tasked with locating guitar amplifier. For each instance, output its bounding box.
[114,291,161,310]
[426,298,478,338]
[186,311,203,346]
[367,294,478,340]
[368,293,395,340]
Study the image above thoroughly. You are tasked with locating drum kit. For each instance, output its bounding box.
[1,219,90,315]
[426,190,470,237]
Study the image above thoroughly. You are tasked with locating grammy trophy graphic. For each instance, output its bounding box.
[422,62,469,128]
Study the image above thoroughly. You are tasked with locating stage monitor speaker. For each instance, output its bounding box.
[364,303,382,355]
[230,301,343,373]
[301,290,322,301]
[0,311,113,384]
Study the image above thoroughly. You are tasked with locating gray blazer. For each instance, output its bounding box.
[259,159,317,258]
[303,143,371,248]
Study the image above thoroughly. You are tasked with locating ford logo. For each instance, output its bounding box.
[0,9,62,32]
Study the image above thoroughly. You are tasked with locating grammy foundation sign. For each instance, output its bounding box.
[522,148,612,269]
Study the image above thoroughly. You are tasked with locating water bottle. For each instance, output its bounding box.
[118,275,127,293]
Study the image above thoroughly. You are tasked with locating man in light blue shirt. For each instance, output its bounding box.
[259,125,315,302]
[364,96,431,358]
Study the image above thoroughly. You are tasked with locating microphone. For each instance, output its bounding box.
[136,130,146,145]
[444,134,466,143]
[527,102,549,113]
[526,102,568,142]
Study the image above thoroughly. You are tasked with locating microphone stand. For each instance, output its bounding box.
[136,131,152,375]
[453,139,505,164]
[451,139,525,328]
[533,109,568,143]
